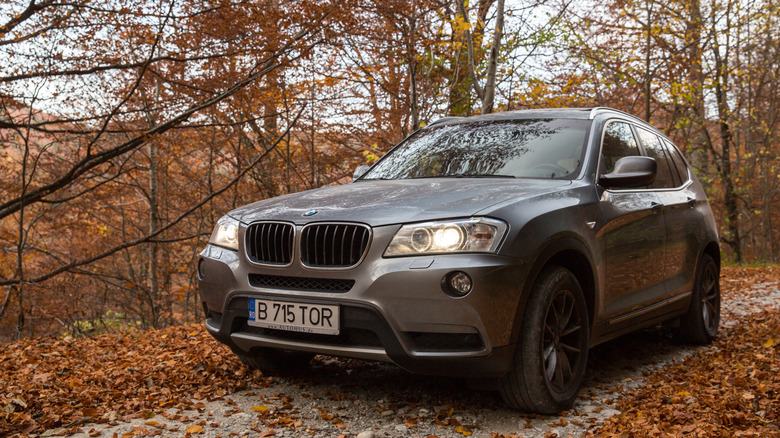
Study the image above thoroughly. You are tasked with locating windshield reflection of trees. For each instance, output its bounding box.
[366,120,588,180]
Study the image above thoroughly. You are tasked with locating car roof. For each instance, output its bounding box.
[429,107,645,126]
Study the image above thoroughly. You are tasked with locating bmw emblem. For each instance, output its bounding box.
[303,210,318,217]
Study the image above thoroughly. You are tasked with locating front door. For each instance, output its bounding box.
[597,120,667,320]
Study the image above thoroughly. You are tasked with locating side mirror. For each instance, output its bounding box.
[352,165,370,181]
[599,156,657,189]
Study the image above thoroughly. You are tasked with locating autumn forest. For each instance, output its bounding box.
[1,0,778,340]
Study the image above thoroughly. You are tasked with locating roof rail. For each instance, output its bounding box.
[588,107,646,123]
[428,116,462,126]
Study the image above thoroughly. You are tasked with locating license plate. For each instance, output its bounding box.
[248,298,340,335]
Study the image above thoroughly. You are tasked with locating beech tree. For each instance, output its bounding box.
[0,0,348,337]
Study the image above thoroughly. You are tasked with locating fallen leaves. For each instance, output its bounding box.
[1,266,778,437]
[0,323,270,435]
[587,269,780,437]
[184,424,203,434]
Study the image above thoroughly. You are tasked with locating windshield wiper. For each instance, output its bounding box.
[451,174,516,178]
[407,174,516,179]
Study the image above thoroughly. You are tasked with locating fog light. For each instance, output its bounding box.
[443,271,473,297]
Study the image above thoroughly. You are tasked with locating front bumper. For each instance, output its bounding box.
[198,224,528,378]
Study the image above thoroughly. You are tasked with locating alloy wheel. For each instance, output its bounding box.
[700,261,720,334]
[542,289,585,393]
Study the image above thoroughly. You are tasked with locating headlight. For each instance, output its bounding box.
[384,218,507,256]
[209,215,240,250]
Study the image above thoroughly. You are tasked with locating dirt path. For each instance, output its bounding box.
[64,280,779,438]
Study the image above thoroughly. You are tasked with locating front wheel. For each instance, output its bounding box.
[677,253,720,344]
[500,266,590,414]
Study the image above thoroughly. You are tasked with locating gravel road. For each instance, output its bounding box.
[64,280,779,438]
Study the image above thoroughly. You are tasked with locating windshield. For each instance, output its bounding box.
[362,119,590,180]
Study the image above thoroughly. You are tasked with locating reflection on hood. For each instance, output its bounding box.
[228,178,572,227]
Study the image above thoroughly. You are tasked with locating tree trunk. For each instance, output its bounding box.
[644,0,653,121]
[685,0,710,173]
[713,0,742,262]
[148,140,162,326]
[456,0,504,115]
[407,13,420,130]
[482,0,504,114]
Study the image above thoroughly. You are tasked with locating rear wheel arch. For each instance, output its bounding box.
[703,241,721,270]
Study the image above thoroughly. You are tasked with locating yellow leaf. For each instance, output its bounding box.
[454,425,472,436]
[185,425,203,434]
[251,405,271,413]
[677,391,690,396]
[763,337,779,348]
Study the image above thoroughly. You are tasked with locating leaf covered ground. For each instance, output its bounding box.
[0,325,263,436]
[585,266,780,438]
[1,266,779,437]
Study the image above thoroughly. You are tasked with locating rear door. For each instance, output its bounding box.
[658,137,701,296]
[634,127,695,298]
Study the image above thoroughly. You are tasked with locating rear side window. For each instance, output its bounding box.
[664,139,690,184]
[600,121,640,174]
[635,127,677,189]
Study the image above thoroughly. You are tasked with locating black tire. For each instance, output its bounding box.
[678,253,720,344]
[499,266,590,414]
[232,347,315,373]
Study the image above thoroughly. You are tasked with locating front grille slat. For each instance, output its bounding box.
[283,225,292,261]
[260,223,268,262]
[332,225,339,266]
[313,226,321,266]
[301,223,370,268]
[245,222,294,265]
[272,224,282,260]
[246,223,254,257]
[349,226,357,266]
[248,274,355,293]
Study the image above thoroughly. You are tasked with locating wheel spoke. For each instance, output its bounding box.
[703,268,717,293]
[558,348,573,382]
[561,324,581,337]
[545,348,557,381]
[560,342,581,354]
[544,322,556,339]
[704,301,718,328]
[551,299,561,330]
[560,293,574,330]
[553,354,565,388]
[543,343,555,361]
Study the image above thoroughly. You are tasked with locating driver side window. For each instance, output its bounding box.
[600,121,640,175]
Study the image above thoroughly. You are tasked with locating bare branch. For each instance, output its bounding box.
[0,29,312,221]
[0,104,308,287]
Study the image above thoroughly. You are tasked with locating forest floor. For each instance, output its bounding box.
[1,266,779,438]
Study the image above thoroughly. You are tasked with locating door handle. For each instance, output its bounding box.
[651,202,664,214]
[687,197,696,208]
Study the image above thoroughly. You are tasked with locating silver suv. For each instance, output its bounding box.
[198,108,721,413]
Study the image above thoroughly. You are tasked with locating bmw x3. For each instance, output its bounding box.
[198,107,721,413]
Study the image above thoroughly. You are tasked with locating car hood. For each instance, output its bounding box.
[228,178,572,226]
